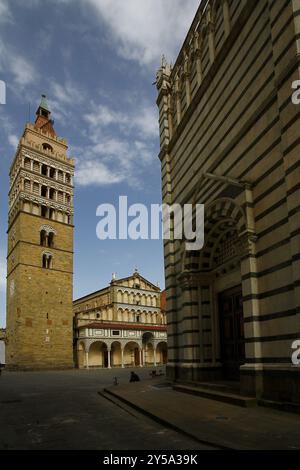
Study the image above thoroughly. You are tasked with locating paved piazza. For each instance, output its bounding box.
[0,367,209,450]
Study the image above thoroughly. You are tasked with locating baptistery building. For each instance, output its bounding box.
[156,0,300,405]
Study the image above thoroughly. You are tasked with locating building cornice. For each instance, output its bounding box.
[77,322,167,332]
[162,1,253,154]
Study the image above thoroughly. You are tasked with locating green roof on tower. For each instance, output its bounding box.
[39,94,50,112]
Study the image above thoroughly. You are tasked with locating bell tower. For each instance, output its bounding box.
[6,95,75,369]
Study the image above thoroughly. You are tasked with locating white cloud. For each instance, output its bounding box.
[75,99,158,187]
[52,81,85,107]
[134,105,158,138]
[8,134,19,148]
[76,160,124,186]
[85,0,200,68]
[0,0,12,24]
[0,112,19,155]
[9,56,37,87]
[74,130,156,188]
[83,102,158,139]
[0,39,37,90]
[84,104,126,128]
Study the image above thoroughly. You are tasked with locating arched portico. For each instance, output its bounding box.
[142,332,154,366]
[111,341,122,368]
[123,341,142,367]
[77,335,167,370]
[88,341,109,368]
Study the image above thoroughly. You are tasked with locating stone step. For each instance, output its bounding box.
[173,384,257,408]
[178,380,240,394]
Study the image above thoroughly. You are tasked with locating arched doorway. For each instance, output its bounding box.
[142,332,154,366]
[123,341,141,367]
[145,343,154,366]
[179,197,254,383]
[218,286,245,380]
[111,341,122,368]
[205,224,246,380]
[88,341,108,368]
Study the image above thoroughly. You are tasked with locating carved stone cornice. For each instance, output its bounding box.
[21,148,75,175]
[39,224,57,235]
[10,169,74,195]
[10,192,74,215]
[10,148,74,191]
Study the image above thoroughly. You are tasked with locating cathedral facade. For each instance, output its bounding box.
[156,0,300,404]
[74,272,167,369]
[6,96,74,370]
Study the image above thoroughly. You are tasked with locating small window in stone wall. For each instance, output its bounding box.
[42,143,53,153]
[112,330,120,336]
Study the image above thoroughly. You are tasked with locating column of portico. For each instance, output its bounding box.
[153,347,157,367]
[142,347,146,366]
[139,349,143,367]
[121,347,125,368]
[107,346,111,369]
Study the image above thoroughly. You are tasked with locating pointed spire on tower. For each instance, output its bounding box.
[34,94,56,137]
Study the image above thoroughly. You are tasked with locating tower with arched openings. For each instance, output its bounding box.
[6,95,75,369]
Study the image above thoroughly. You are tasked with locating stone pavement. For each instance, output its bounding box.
[0,368,212,450]
[104,379,300,450]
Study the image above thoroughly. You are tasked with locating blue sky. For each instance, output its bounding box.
[0,0,199,327]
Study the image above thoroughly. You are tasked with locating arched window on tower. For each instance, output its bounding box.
[42,143,53,153]
[48,232,55,248]
[24,157,31,170]
[40,230,47,247]
[42,253,53,269]
[24,179,31,192]
[41,185,47,198]
[41,206,48,218]
[49,188,55,200]
[41,164,48,176]
[49,167,55,178]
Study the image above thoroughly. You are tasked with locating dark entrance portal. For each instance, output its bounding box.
[218,286,245,380]
[103,350,108,368]
[134,348,140,366]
